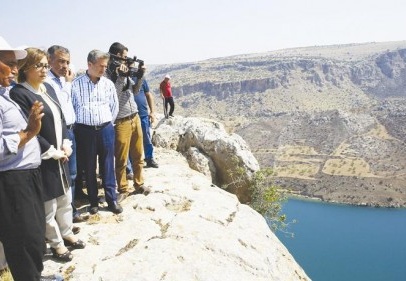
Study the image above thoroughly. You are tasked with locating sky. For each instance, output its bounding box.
[1,0,405,70]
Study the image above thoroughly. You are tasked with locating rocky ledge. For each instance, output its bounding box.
[40,148,309,281]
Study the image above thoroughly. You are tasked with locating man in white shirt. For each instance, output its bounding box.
[46,45,86,226]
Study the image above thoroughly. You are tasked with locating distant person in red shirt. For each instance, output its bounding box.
[160,74,174,118]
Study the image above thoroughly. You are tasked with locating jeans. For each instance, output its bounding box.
[140,115,154,160]
[75,123,117,206]
[66,128,78,217]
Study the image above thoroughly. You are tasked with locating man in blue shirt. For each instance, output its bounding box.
[133,77,159,168]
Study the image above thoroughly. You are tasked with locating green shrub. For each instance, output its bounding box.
[249,168,290,232]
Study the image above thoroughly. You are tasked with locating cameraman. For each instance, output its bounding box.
[106,42,149,197]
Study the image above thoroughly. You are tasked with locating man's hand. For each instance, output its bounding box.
[149,113,156,124]
[65,68,75,83]
[25,101,44,137]
[117,64,128,76]
[18,101,44,148]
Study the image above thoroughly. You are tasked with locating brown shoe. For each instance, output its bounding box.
[133,185,151,196]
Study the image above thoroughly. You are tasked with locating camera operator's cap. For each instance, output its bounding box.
[0,36,27,59]
[165,74,171,79]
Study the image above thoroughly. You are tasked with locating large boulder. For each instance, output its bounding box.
[153,116,260,203]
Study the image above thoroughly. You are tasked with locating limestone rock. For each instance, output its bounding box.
[185,146,216,179]
[153,116,260,203]
[42,149,310,281]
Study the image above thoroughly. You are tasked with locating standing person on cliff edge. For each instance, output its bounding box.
[160,74,174,118]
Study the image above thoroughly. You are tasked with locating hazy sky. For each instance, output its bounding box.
[1,0,405,70]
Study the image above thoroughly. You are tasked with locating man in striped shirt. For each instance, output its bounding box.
[71,50,122,215]
[106,42,149,197]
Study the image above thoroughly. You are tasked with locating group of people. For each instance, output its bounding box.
[0,36,172,281]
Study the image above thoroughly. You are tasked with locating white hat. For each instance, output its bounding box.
[165,74,171,79]
[0,36,27,59]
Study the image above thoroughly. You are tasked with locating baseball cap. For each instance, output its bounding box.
[165,74,170,79]
[0,36,27,59]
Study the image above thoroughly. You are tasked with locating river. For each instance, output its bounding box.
[275,198,406,281]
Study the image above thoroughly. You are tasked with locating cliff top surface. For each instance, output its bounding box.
[41,147,309,281]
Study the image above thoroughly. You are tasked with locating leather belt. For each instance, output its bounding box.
[76,122,110,131]
[116,112,137,123]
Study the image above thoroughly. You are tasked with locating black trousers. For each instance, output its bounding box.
[165,96,175,116]
[0,168,45,281]
[74,123,117,207]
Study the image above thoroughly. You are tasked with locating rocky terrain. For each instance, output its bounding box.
[146,41,406,207]
[0,117,310,281]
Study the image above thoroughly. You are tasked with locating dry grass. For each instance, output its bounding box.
[322,157,375,177]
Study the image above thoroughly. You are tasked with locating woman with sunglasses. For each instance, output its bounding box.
[10,48,85,262]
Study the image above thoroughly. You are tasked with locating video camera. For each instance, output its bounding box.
[109,53,144,78]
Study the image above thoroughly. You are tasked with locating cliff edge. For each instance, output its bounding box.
[40,137,309,280]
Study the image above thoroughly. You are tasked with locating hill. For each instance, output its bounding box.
[146,41,406,207]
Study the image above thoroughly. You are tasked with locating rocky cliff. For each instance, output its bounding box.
[147,41,406,207]
[38,146,309,281]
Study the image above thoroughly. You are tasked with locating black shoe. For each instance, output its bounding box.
[64,238,86,249]
[108,202,123,214]
[50,247,73,262]
[126,173,134,180]
[40,274,64,281]
[146,159,159,168]
[89,206,99,215]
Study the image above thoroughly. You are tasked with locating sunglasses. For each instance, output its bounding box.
[33,63,50,70]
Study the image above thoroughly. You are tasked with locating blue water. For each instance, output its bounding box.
[275,198,406,281]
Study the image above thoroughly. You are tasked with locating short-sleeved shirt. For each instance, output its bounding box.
[133,78,150,117]
[160,80,172,98]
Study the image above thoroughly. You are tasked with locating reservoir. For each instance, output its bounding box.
[275,198,406,281]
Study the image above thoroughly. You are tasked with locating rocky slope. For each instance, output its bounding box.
[146,41,406,207]
[38,148,309,281]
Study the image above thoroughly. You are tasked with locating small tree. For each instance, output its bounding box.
[249,168,290,233]
[222,157,292,234]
